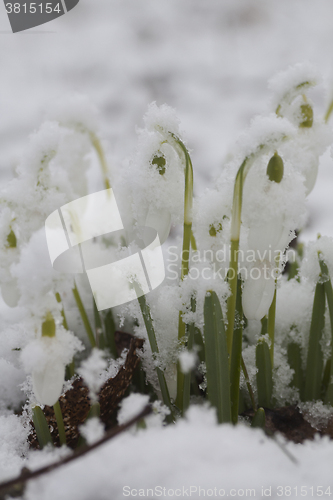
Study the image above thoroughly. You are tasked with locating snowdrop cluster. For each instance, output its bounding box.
[1,63,333,453]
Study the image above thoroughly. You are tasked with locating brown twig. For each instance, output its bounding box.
[0,405,152,499]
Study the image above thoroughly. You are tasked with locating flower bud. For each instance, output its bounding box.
[266,152,284,183]
[299,103,313,128]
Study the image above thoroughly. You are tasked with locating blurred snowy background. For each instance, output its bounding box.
[0,0,333,240]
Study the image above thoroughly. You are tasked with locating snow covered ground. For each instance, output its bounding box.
[1,1,333,498]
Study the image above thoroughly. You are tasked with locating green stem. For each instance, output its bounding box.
[32,406,54,449]
[227,159,246,357]
[72,283,96,348]
[53,401,67,446]
[226,141,286,356]
[89,132,111,190]
[136,290,174,420]
[55,292,69,330]
[324,99,333,123]
[166,134,194,415]
[190,231,197,252]
[267,287,277,366]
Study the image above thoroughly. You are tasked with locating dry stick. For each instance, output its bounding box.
[0,406,152,497]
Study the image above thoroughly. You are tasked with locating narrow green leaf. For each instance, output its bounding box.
[251,407,266,429]
[93,298,106,349]
[104,310,117,358]
[194,327,205,363]
[136,290,174,421]
[182,296,196,413]
[53,401,66,446]
[204,291,231,423]
[319,259,333,405]
[304,281,325,401]
[256,339,273,408]
[267,288,277,366]
[32,406,53,449]
[230,277,243,424]
[241,356,257,412]
[287,342,304,400]
[72,283,96,348]
[322,359,331,401]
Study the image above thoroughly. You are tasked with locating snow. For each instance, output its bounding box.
[77,348,108,402]
[179,350,197,375]
[21,406,333,500]
[118,394,150,425]
[79,417,105,445]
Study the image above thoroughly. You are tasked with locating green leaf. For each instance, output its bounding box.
[72,283,96,348]
[256,339,273,408]
[319,259,333,405]
[136,290,174,421]
[287,342,304,399]
[182,296,196,413]
[304,281,325,401]
[32,406,53,449]
[104,310,117,358]
[251,407,266,429]
[204,291,231,423]
[93,298,106,349]
[230,277,243,424]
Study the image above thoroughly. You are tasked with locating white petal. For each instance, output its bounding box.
[302,156,319,196]
[32,358,65,406]
[248,216,289,258]
[145,207,171,244]
[1,279,20,308]
[242,264,276,321]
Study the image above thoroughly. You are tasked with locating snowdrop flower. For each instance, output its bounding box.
[21,313,83,406]
[242,153,293,320]
[119,103,186,243]
[269,63,333,196]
